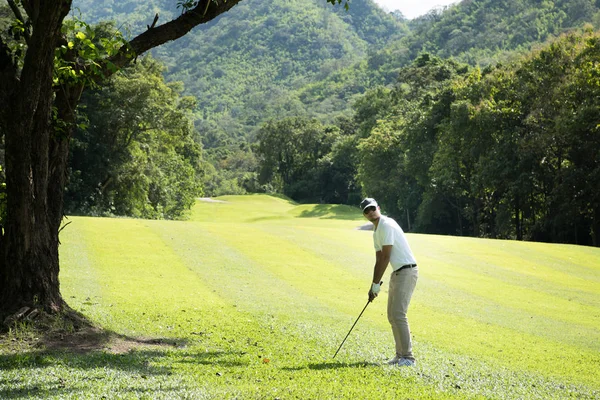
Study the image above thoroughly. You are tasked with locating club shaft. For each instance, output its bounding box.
[333,300,370,358]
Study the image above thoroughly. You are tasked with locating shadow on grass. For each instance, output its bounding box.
[0,384,193,400]
[0,346,246,399]
[0,366,205,400]
[283,361,380,371]
[0,347,246,371]
[296,204,362,221]
[0,309,247,399]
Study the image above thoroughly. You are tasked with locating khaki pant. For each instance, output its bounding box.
[387,267,418,361]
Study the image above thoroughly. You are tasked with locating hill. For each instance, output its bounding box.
[71,0,600,148]
[297,0,600,119]
[403,0,600,64]
[72,0,407,143]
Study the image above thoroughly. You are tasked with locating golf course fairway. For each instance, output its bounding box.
[1,194,598,399]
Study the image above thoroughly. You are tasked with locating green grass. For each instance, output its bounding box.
[1,194,599,399]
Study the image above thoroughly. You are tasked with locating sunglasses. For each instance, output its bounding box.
[363,206,376,214]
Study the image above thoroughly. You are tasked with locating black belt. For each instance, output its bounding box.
[394,264,417,273]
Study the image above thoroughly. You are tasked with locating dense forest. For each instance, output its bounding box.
[4,0,598,246]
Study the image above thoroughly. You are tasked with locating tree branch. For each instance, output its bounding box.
[6,0,31,44]
[147,13,160,30]
[19,0,38,25]
[101,0,243,79]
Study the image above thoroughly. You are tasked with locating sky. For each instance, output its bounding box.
[371,0,459,20]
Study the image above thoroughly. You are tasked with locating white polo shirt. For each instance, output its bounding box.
[373,215,417,270]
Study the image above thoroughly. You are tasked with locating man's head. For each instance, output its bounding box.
[360,198,380,221]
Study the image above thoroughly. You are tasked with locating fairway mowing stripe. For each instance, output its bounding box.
[190,195,298,223]
[143,220,392,336]
[416,255,600,331]
[409,234,600,296]
[498,240,600,272]
[414,274,600,351]
[143,218,420,368]
[59,219,105,315]
[409,340,599,400]
[261,224,598,345]
[61,218,349,365]
[189,197,600,388]
[461,246,599,294]
[411,302,600,388]
[50,197,599,400]
[198,222,385,317]
[142,220,338,318]
[60,217,238,335]
[252,223,374,277]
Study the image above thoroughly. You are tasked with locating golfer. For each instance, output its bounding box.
[361,197,419,367]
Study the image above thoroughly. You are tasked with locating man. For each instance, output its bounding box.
[361,197,419,367]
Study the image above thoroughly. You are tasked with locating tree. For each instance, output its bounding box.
[66,55,203,219]
[424,30,600,244]
[355,54,469,228]
[0,0,348,325]
[256,116,338,201]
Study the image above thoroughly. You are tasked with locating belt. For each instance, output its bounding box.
[394,264,417,273]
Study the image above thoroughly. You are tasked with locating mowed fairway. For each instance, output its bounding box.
[1,194,599,399]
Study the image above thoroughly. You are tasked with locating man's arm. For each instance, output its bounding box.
[369,245,392,301]
[373,245,392,283]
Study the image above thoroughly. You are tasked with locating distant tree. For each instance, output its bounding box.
[256,117,338,202]
[432,30,600,244]
[66,55,203,219]
[319,117,362,204]
[356,54,469,229]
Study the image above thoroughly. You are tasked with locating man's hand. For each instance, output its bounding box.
[368,282,381,302]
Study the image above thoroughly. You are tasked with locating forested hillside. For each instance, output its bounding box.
[72,0,600,146]
[73,0,407,142]
[302,0,600,122]
[404,0,600,63]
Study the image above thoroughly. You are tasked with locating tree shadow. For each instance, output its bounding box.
[0,343,247,399]
[0,307,248,399]
[296,204,363,221]
[0,347,246,371]
[0,383,197,399]
[283,361,380,371]
[1,306,191,355]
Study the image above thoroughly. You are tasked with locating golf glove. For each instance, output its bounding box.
[368,281,383,302]
[371,282,381,295]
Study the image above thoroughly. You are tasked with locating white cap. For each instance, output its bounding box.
[360,198,378,211]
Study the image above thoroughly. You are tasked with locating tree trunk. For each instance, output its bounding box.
[0,1,72,321]
[592,206,599,247]
[515,196,522,241]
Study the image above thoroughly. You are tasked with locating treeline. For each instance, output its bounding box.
[162,0,600,207]
[63,0,600,236]
[68,29,599,246]
[257,30,600,246]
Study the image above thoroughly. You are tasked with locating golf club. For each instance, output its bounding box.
[333,281,383,359]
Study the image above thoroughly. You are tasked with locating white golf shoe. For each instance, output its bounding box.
[395,358,416,367]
